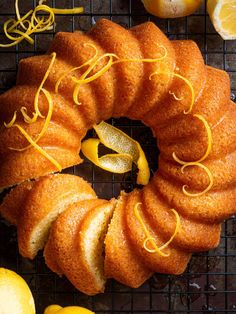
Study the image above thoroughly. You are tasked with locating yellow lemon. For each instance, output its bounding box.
[207,0,236,40]
[0,268,35,314]
[141,0,203,18]
[44,305,95,314]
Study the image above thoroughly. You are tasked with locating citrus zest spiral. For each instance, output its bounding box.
[169,90,183,101]
[81,138,133,174]
[134,203,180,257]
[81,121,150,185]
[173,114,213,165]
[149,71,195,114]
[112,45,168,64]
[92,121,150,185]
[4,53,61,171]
[21,52,57,122]
[0,0,84,48]
[56,44,167,106]
[12,89,53,151]
[4,111,17,128]
[180,162,214,197]
[72,53,118,105]
[8,124,62,171]
[55,43,99,93]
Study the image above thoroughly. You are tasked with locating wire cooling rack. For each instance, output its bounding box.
[0,1,236,313]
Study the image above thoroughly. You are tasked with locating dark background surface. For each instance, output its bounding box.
[0,1,236,313]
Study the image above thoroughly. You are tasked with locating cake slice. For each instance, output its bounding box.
[45,199,113,295]
[17,174,96,259]
[104,193,153,288]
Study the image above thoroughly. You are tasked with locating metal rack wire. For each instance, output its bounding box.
[0,0,235,313]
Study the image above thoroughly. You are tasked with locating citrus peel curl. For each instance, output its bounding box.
[8,123,62,171]
[0,0,84,48]
[4,53,61,171]
[172,114,214,197]
[55,43,99,94]
[173,114,213,165]
[180,162,214,197]
[81,121,150,185]
[81,138,133,174]
[55,44,167,106]
[150,71,195,114]
[134,203,180,257]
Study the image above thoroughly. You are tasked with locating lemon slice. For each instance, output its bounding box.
[44,305,95,314]
[141,0,203,18]
[0,268,35,314]
[207,0,236,40]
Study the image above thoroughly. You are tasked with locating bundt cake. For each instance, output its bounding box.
[0,19,236,294]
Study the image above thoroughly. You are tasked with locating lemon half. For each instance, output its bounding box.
[208,0,236,40]
[142,0,203,18]
[0,268,35,314]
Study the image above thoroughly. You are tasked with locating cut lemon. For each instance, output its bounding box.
[44,305,95,314]
[207,0,236,40]
[141,0,203,18]
[0,268,35,314]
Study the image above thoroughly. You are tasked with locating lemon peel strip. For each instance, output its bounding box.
[0,1,84,48]
[34,52,56,119]
[15,0,27,30]
[134,203,180,257]
[14,89,53,151]
[150,71,195,114]
[81,138,133,173]
[4,53,61,171]
[55,43,99,93]
[169,90,183,101]
[72,54,117,105]
[112,45,168,64]
[180,162,214,197]
[134,203,169,257]
[57,44,167,106]
[8,124,62,171]
[173,114,213,165]
[93,121,150,185]
[18,52,56,124]
[4,111,17,128]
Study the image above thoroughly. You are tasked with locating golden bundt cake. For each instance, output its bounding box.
[44,199,115,295]
[0,18,236,294]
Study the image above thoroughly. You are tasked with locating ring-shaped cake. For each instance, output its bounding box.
[0,19,236,294]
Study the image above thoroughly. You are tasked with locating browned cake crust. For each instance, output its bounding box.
[44,199,108,295]
[0,181,35,225]
[104,194,153,288]
[0,19,235,294]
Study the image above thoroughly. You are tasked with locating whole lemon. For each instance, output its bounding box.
[0,268,35,314]
[142,0,203,18]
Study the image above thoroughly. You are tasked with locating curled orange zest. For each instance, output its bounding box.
[134,203,180,257]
